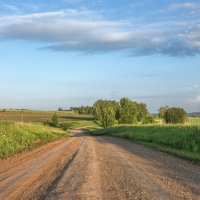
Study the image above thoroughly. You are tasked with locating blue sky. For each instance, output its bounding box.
[0,0,200,112]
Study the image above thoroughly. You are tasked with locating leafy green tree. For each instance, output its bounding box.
[93,100,118,127]
[163,107,188,124]
[100,107,116,128]
[117,98,138,124]
[52,113,59,127]
[93,100,119,120]
[142,115,155,124]
[158,106,169,118]
[137,103,148,122]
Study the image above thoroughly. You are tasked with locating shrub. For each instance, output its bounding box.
[142,115,155,124]
[52,113,59,127]
[43,120,51,126]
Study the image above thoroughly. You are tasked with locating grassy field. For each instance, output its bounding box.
[189,117,200,126]
[0,110,97,159]
[0,109,97,129]
[0,121,68,159]
[90,123,200,163]
[0,110,93,122]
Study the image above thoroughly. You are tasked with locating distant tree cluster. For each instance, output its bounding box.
[58,107,64,111]
[159,106,188,124]
[70,106,93,114]
[93,98,154,127]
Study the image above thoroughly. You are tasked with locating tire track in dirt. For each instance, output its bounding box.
[0,137,82,200]
[44,136,102,200]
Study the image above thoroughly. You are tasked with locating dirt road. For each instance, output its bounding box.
[0,129,200,200]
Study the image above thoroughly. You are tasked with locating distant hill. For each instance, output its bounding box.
[188,112,200,117]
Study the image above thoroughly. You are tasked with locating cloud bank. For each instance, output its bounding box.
[0,9,200,56]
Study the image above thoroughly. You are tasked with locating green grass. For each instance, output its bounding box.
[0,110,93,123]
[0,121,68,159]
[90,125,200,163]
[189,117,200,126]
[0,110,98,159]
[61,120,99,130]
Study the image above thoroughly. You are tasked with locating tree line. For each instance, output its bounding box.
[70,106,93,114]
[57,98,188,128]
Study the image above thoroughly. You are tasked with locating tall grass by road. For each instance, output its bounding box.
[0,121,68,159]
[90,125,200,163]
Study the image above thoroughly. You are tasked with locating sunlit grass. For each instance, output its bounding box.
[90,124,200,163]
[0,121,68,159]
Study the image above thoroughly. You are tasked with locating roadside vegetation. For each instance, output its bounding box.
[0,121,67,159]
[89,125,200,163]
[0,109,97,159]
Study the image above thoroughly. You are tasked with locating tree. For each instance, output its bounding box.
[163,107,188,124]
[93,100,119,121]
[137,103,148,122]
[142,115,155,124]
[93,98,150,126]
[58,107,64,111]
[158,106,169,118]
[93,100,118,127]
[52,113,59,127]
[100,107,116,128]
[117,98,138,124]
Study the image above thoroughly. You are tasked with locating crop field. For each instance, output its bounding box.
[0,110,93,122]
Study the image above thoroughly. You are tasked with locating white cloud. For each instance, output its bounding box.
[0,9,200,56]
[1,3,18,11]
[155,2,200,14]
[169,2,199,10]
[190,96,200,104]
[187,84,200,90]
